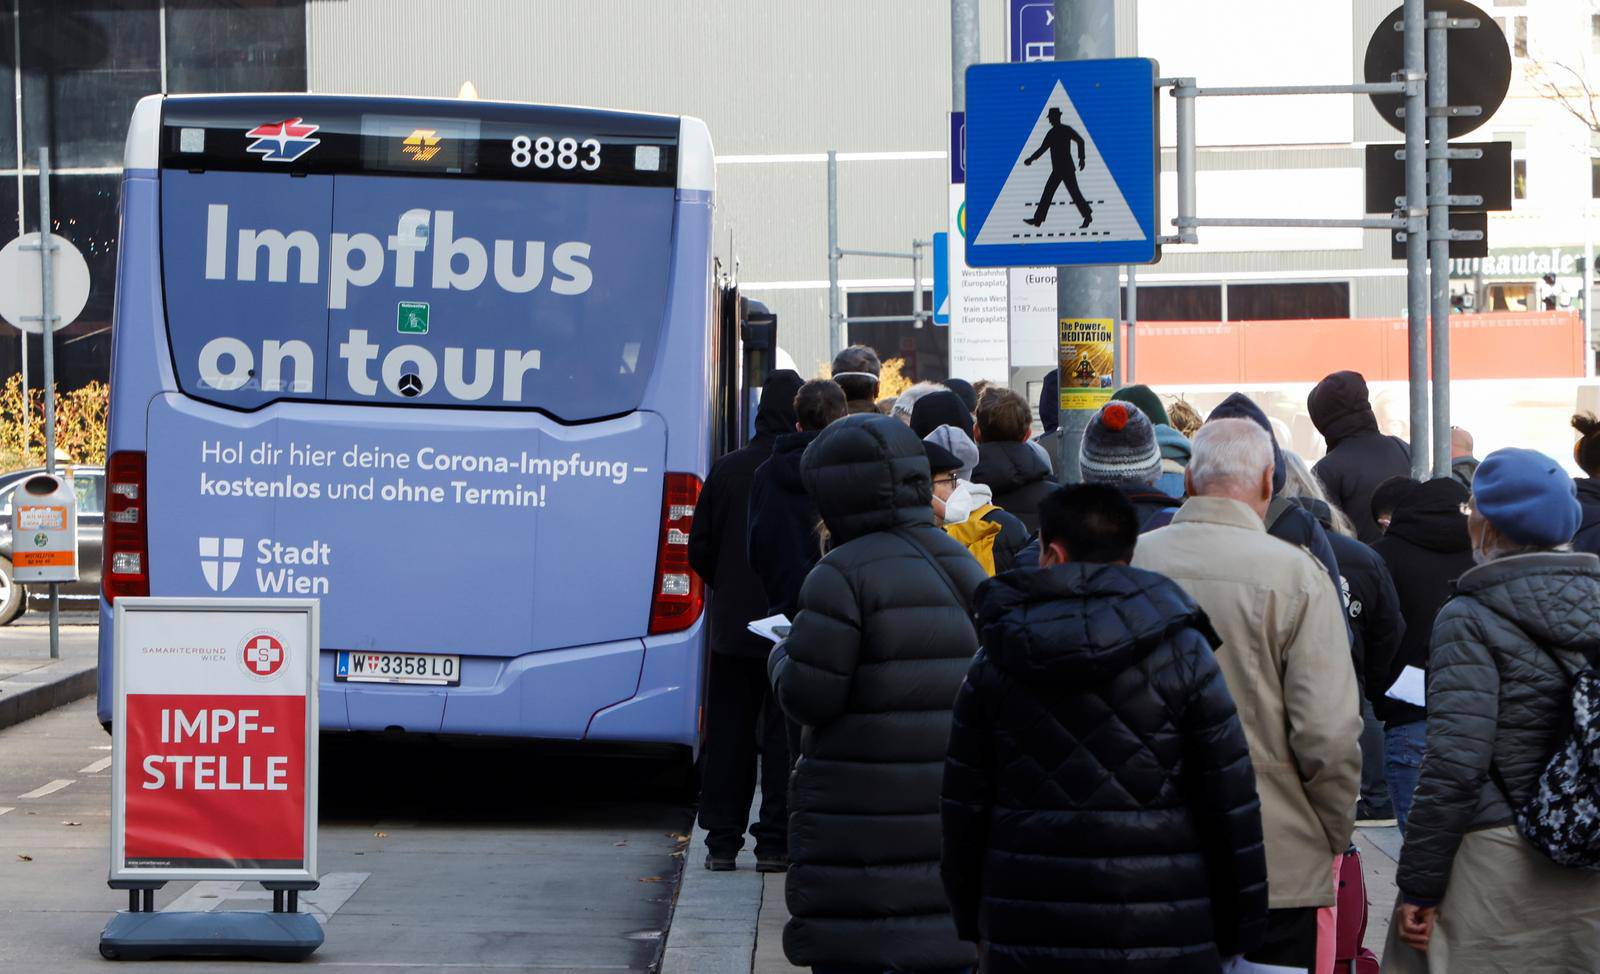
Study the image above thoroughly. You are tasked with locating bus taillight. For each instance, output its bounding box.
[648,473,703,635]
[103,451,149,604]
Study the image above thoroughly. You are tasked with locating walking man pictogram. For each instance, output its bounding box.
[1023,107,1093,229]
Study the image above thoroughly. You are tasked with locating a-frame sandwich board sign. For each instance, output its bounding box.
[964,58,1160,268]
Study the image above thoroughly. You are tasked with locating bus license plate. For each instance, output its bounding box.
[335,651,460,686]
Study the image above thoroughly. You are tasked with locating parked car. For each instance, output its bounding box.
[0,466,104,624]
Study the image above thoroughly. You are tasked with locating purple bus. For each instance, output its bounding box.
[99,93,733,758]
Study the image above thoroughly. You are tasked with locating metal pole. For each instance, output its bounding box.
[1126,264,1138,384]
[1053,0,1118,484]
[911,241,922,327]
[1174,80,1197,245]
[827,150,841,358]
[37,148,57,659]
[1403,0,1430,479]
[951,0,979,112]
[1427,13,1451,478]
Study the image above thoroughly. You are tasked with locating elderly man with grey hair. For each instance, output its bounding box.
[1133,417,1360,973]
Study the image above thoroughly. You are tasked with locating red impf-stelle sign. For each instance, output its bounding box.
[111,598,319,882]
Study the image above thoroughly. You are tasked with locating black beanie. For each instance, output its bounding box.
[911,390,975,440]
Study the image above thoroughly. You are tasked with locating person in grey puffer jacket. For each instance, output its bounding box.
[769,412,984,973]
[1385,448,1600,973]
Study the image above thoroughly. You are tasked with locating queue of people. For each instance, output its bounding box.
[685,350,1600,973]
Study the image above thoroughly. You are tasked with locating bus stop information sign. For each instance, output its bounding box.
[111,597,320,883]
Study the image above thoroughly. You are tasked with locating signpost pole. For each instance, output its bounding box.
[1427,13,1452,478]
[1402,0,1431,480]
[36,147,58,659]
[827,150,841,359]
[1125,264,1137,385]
[1052,0,1118,484]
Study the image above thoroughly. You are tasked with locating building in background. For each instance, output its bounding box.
[0,0,306,393]
[2,0,1594,393]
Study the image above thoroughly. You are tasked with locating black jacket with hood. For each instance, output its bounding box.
[1397,552,1600,904]
[769,413,985,971]
[687,370,804,658]
[748,429,825,620]
[972,440,1056,534]
[942,564,1267,973]
[1571,477,1600,557]
[1370,478,1475,725]
[1309,371,1413,543]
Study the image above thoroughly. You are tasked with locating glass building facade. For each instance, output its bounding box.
[0,0,306,393]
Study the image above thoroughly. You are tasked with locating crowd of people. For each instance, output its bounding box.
[685,345,1600,974]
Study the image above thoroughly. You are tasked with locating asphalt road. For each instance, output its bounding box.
[0,697,694,973]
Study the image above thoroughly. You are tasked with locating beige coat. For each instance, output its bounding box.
[1133,497,1361,908]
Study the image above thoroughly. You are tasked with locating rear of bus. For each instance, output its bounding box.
[98,94,716,752]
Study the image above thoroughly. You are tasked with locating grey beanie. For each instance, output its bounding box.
[924,424,980,481]
[1080,401,1162,486]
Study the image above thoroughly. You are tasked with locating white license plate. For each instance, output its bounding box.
[335,651,460,686]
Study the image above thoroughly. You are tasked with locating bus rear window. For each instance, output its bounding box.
[158,169,676,420]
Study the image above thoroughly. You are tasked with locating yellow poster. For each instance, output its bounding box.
[1058,317,1115,411]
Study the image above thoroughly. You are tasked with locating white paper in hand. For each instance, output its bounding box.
[1385,665,1427,708]
[747,614,792,644]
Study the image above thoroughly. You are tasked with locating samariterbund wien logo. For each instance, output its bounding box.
[238,629,289,682]
[245,118,321,163]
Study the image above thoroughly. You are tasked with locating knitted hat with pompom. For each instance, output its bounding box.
[1079,401,1162,487]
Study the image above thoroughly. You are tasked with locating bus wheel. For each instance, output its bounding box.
[0,558,22,626]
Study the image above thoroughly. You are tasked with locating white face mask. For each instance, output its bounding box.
[941,481,981,525]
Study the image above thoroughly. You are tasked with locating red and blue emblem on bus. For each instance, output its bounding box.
[244,118,320,162]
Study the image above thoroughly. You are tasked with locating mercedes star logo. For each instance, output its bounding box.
[397,372,424,397]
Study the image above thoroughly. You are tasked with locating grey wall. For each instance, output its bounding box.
[308,0,1008,375]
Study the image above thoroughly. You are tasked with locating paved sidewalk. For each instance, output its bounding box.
[0,612,98,731]
[668,816,1405,974]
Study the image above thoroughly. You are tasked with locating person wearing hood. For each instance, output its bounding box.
[1309,371,1413,543]
[1284,451,1406,824]
[1371,475,1420,535]
[1206,392,1346,613]
[830,345,882,415]
[1111,383,1191,500]
[927,435,1028,575]
[688,369,806,872]
[1384,449,1600,972]
[1035,369,1066,478]
[769,413,984,974]
[1568,412,1600,556]
[971,387,1056,534]
[1371,477,1476,835]
[749,379,848,623]
[942,484,1268,973]
[1133,419,1360,972]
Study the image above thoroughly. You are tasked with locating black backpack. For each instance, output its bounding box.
[1497,646,1600,870]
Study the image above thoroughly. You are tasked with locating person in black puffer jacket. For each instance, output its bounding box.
[971,387,1056,534]
[1309,370,1413,543]
[1385,449,1600,972]
[769,413,985,973]
[1568,412,1600,556]
[1371,477,1475,834]
[749,379,849,622]
[943,484,1267,973]
[688,369,805,869]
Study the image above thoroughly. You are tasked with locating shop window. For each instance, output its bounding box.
[1227,282,1351,321]
[1121,284,1221,321]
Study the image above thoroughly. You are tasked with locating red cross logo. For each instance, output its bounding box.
[243,635,285,677]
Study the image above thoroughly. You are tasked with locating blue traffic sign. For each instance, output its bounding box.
[932,232,950,325]
[1009,0,1055,62]
[964,58,1160,268]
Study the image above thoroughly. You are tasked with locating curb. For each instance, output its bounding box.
[0,660,97,731]
[660,817,763,974]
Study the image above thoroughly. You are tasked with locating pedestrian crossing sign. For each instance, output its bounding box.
[964,58,1159,268]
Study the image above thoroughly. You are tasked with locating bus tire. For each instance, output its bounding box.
[0,558,23,626]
